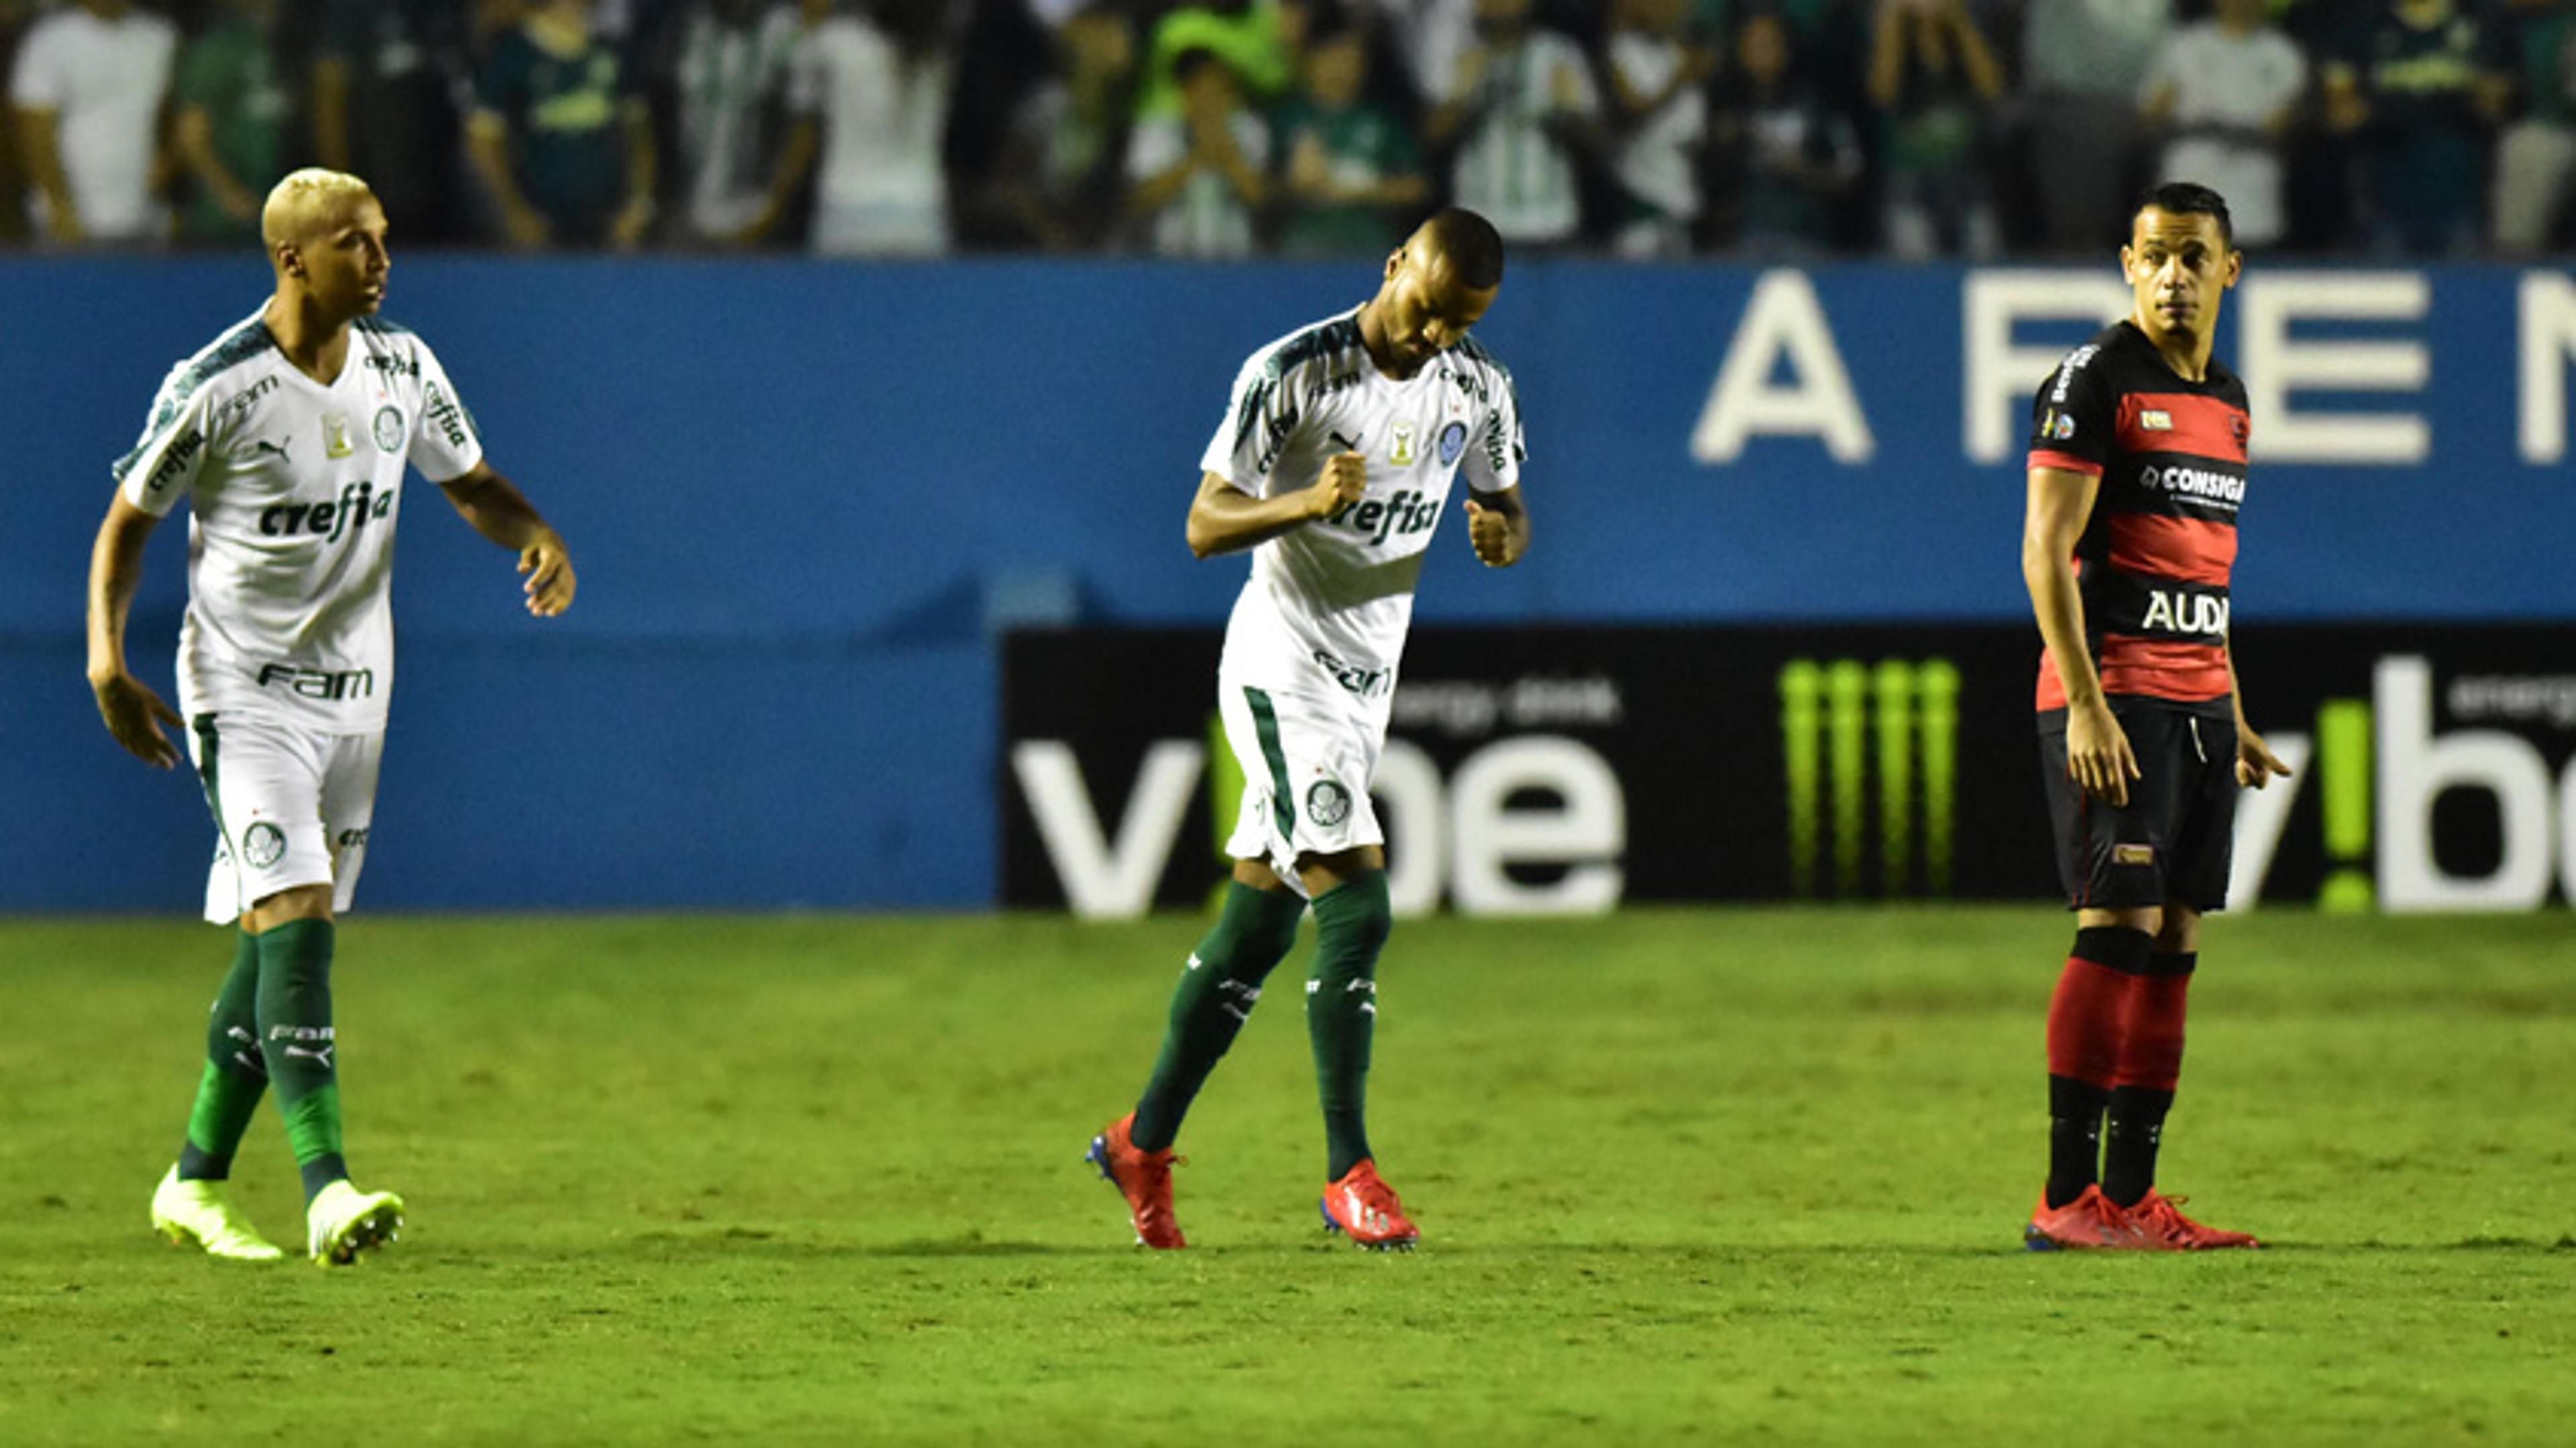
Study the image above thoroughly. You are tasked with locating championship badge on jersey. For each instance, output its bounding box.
[323,413,356,459]
[1389,421,1416,466]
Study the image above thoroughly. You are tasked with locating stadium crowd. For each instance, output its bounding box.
[3,0,2571,258]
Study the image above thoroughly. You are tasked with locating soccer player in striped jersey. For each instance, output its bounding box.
[2019,182,2290,1251]
[1089,207,1530,1251]
[87,168,577,1265]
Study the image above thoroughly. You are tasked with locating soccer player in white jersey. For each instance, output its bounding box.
[85,169,577,1266]
[1089,207,1529,1251]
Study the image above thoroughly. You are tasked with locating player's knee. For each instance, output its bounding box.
[1312,870,1393,962]
[2076,904,2161,939]
[244,883,334,935]
[1197,877,1307,983]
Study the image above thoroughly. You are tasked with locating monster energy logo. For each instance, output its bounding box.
[1778,658,1960,898]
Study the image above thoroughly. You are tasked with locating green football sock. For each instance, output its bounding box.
[178,929,267,1181]
[255,919,347,1202]
[1130,881,1305,1153]
[1307,872,1392,1182]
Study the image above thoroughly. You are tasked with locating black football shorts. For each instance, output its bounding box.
[2037,697,2238,912]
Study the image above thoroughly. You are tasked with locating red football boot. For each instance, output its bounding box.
[1319,1159,1419,1251]
[2023,1184,2131,1251]
[1087,1113,1185,1249]
[2121,1190,2261,1250]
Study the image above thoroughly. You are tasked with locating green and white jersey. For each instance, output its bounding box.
[1445,29,1597,246]
[1201,308,1523,705]
[115,310,485,731]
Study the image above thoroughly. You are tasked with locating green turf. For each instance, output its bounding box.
[2,909,2571,1444]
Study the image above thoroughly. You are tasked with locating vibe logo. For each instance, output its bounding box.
[2233,656,2576,911]
[1778,658,1961,897]
[1012,723,1627,919]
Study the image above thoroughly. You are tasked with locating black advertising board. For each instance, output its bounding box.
[1002,625,2576,915]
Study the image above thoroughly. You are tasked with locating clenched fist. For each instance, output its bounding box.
[1306,451,1368,519]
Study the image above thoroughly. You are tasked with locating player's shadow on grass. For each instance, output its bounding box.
[621,1227,1133,1259]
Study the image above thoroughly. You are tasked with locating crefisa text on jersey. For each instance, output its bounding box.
[257,480,396,541]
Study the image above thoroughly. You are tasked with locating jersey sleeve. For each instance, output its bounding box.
[2027,345,2115,478]
[1199,350,1304,495]
[408,339,486,483]
[9,19,66,110]
[1460,362,1525,496]
[113,368,219,517]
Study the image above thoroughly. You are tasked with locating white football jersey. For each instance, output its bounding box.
[117,309,486,731]
[1200,307,1523,708]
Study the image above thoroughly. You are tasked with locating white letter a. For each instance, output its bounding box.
[1693,270,1874,464]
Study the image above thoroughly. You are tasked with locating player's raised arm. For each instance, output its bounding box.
[438,461,576,617]
[1463,485,1527,568]
[2023,463,2137,806]
[1184,458,1366,559]
[85,493,184,768]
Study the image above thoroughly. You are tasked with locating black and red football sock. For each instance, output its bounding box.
[2104,950,2194,1207]
[2043,926,2152,1208]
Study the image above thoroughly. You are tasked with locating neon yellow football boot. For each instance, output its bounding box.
[150,1165,286,1263]
[305,1179,406,1266]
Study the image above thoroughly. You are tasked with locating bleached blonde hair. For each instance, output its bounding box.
[262,168,378,250]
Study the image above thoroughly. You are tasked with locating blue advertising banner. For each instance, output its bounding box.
[3,258,2566,910]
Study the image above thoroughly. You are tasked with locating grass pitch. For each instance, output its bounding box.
[3,909,2571,1444]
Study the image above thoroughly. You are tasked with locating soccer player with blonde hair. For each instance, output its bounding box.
[88,168,578,1265]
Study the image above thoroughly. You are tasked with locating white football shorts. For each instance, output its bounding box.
[186,711,382,924]
[1218,677,1385,897]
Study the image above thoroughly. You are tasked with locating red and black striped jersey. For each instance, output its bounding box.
[2026,320,2247,711]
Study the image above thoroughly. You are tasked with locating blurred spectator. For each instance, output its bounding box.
[2020,0,2171,254]
[1867,0,2003,258]
[470,0,659,249]
[795,0,955,256]
[1362,0,1474,107]
[2492,0,2576,252]
[1125,44,1269,255]
[1715,4,1862,255]
[172,0,290,246]
[981,7,1138,250]
[1425,0,1603,248]
[1275,17,1426,254]
[0,0,33,244]
[9,0,176,246]
[2323,0,2514,256]
[1136,0,1301,119]
[661,0,812,247]
[315,0,472,246]
[1603,0,1717,258]
[2137,0,2304,248]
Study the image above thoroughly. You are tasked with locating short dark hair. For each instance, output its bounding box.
[2137,182,2234,247]
[1418,207,1505,290]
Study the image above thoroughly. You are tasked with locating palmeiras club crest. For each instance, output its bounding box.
[1307,779,1352,829]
